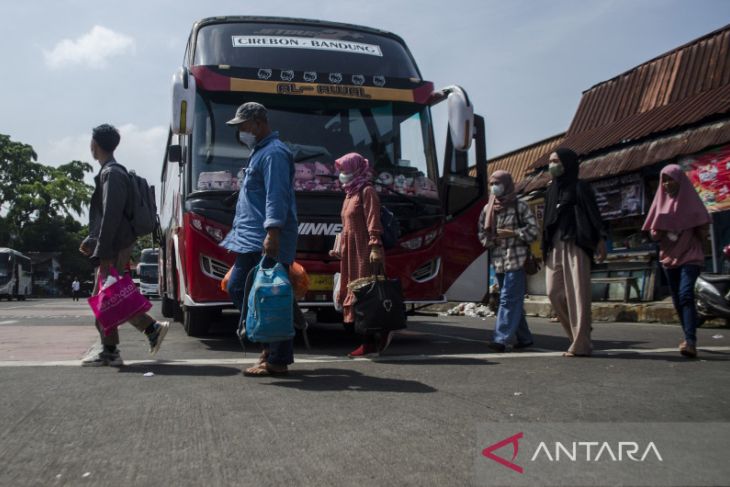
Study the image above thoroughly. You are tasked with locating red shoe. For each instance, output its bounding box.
[347,343,378,358]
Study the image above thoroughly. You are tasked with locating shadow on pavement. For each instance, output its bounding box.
[116,363,241,376]
[262,367,438,393]
[592,350,730,362]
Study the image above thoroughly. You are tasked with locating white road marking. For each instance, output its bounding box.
[0,346,728,367]
[0,320,18,325]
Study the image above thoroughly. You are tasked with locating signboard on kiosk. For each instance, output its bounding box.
[680,144,730,213]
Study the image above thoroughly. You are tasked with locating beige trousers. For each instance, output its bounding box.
[92,245,155,346]
[546,237,593,355]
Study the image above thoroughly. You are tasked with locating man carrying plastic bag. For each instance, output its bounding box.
[80,124,169,367]
[222,103,298,376]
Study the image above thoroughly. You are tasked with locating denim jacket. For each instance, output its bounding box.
[221,132,298,264]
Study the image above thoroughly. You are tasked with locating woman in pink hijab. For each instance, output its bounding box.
[642,164,711,358]
[478,170,539,352]
[331,152,387,357]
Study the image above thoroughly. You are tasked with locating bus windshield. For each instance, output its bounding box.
[0,254,11,282]
[191,93,439,200]
[139,265,158,284]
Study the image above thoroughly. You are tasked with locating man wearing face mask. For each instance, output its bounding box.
[221,102,298,376]
[542,148,606,357]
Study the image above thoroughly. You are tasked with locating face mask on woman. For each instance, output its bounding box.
[339,172,354,185]
[548,162,564,177]
[490,183,505,197]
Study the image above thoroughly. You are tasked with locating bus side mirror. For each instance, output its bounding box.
[171,67,196,135]
[168,144,182,163]
[446,86,474,151]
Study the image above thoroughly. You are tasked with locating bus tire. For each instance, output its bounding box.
[316,307,343,324]
[161,295,175,318]
[173,300,184,322]
[183,307,210,337]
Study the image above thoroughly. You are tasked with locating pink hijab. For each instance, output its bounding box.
[642,164,711,233]
[335,152,373,196]
[483,170,518,237]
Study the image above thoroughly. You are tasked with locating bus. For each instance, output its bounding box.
[137,248,160,297]
[0,248,32,301]
[159,16,488,336]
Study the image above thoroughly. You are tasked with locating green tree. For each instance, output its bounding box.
[0,134,96,292]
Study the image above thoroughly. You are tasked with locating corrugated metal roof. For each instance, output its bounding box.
[521,118,730,193]
[469,133,565,181]
[529,24,730,170]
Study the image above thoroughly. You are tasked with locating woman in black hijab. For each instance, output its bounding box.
[542,148,606,357]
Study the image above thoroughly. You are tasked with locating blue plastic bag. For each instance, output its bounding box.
[245,258,294,343]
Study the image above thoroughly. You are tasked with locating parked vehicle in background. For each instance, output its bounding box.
[137,248,160,297]
[160,16,488,336]
[0,248,32,300]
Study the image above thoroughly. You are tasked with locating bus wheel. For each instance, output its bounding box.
[183,307,210,337]
[161,295,175,319]
[316,308,343,324]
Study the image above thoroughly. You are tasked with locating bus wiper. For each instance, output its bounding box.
[374,182,421,206]
[295,152,328,163]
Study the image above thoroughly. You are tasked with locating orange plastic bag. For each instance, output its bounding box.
[221,267,233,293]
[289,261,309,300]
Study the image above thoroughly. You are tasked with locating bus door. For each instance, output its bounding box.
[434,87,488,301]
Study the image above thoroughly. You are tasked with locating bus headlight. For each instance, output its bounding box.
[400,236,423,250]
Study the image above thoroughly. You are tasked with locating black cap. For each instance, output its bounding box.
[226,102,267,126]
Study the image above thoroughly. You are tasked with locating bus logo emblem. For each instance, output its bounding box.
[373,75,386,87]
[304,71,317,82]
[257,69,272,80]
[280,70,295,81]
[352,74,365,85]
[329,73,343,84]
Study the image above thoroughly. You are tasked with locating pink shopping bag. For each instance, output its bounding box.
[88,267,152,336]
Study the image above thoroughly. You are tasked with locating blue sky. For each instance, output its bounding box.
[1,0,729,189]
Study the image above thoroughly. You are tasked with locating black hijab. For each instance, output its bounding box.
[544,148,580,229]
[542,148,603,258]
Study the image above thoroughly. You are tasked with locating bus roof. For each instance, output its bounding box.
[187,16,433,104]
[192,16,409,49]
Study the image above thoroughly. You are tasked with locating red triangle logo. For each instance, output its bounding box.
[481,432,524,474]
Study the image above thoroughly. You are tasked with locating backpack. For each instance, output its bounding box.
[125,169,158,238]
[380,205,401,249]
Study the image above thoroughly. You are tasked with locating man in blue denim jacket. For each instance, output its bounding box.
[221,102,298,376]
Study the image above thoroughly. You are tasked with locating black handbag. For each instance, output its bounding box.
[353,276,407,335]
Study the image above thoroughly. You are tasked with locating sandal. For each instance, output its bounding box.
[562,351,591,357]
[243,363,288,376]
[679,341,698,358]
[257,351,269,365]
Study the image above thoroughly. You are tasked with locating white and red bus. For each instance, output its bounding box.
[159,16,488,336]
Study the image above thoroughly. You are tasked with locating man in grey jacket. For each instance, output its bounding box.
[80,124,168,367]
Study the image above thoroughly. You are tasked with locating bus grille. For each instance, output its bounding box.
[200,255,229,280]
[411,258,441,283]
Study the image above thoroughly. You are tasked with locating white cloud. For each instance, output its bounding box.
[44,25,135,69]
[43,124,167,193]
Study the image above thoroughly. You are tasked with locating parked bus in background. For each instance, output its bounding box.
[0,248,32,301]
[160,16,488,336]
[137,248,160,298]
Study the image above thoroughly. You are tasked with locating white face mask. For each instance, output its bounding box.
[490,184,505,197]
[339,172,354,185]
[548,162,564,177]
[238,131,257,148]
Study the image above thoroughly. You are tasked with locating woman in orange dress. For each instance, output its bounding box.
[331,152,385,357]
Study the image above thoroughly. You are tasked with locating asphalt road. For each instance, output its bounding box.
[0,299,729,487]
